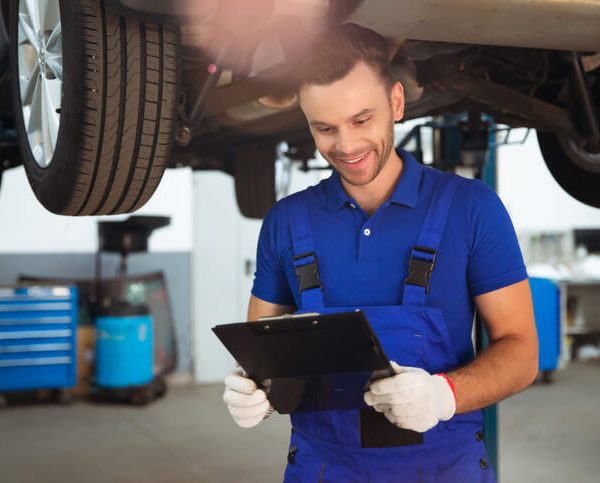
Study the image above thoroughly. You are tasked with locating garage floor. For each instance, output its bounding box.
[1,361,598,483]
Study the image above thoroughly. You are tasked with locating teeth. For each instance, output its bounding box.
[344,152,367,164]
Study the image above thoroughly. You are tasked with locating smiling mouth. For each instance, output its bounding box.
[338,151,370,165]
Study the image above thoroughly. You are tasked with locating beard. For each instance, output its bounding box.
[330,121,396,188]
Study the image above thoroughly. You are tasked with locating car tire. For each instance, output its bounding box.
[537,130,600,208]
[9,0,180,215]
[234,143,277,219]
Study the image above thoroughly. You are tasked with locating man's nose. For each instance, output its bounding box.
[334,128,357,155]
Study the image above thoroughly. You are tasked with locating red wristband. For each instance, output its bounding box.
[436,373,457,401]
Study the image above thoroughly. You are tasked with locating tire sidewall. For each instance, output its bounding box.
[538,130,600,208]
[537,70,600,208]
[10,0,85,213]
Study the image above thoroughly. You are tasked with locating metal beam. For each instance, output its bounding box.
[442,75,576,134]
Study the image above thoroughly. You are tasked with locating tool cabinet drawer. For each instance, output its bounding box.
[0,286,78,392]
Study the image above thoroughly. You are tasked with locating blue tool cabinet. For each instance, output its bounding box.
[0,286,78,393]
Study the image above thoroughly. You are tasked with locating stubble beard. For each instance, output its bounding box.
[335,122,396,188]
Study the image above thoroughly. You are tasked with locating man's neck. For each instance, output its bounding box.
[341,151,404,215]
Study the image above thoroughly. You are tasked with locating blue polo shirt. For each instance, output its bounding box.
[251,149,528,365]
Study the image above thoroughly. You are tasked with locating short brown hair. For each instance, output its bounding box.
[297,23,393,89]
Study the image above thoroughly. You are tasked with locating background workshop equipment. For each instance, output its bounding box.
[0,285,78,408]
[91,216,173,405]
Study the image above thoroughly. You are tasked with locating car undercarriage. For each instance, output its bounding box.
[0,0,598,216]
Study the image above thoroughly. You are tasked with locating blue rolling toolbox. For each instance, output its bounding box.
[529,277,561,383]
[0,285,78,406]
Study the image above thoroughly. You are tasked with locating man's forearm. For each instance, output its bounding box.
[446,335,538,414]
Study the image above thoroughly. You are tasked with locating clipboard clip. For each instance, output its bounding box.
[258,312,320,321]
[251,313,322,334]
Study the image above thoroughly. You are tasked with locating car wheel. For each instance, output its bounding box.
[234,142,295,219]
[234,143,277,219]
[9,0,180,215]
[537,130,600,208]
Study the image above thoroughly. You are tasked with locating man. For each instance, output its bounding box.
[223,23,538,482]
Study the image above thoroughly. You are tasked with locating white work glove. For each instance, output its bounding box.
[364,362,456,433]
[223,370,274,428]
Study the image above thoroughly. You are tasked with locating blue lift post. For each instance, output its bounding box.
[480,126,499,477]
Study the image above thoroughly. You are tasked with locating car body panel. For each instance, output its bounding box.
[117,0,600,52]
[347,0,600,52]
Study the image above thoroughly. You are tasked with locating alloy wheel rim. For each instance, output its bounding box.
[17,0,62,169]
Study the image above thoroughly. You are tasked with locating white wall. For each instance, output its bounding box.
[0,166,194,253]
[191,171,244,383]
[192,166,329,383]
[497,130,600,231]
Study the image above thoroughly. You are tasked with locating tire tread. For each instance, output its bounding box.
[19,0,180,215]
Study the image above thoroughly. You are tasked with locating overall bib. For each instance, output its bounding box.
[282,172,496,483]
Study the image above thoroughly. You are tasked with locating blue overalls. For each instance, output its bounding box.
[282,171,496,482]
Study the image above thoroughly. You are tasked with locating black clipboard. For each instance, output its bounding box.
[212,310,394,414]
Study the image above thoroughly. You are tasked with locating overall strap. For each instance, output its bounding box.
[402,172,461,307]
[283,194,325,310]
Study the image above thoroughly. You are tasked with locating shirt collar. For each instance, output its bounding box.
[324,148,423,211]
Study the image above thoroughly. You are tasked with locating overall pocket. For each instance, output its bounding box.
[361,305,425,368]
[418,306,460,374]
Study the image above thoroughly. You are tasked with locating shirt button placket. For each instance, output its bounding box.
[358,227,373,262]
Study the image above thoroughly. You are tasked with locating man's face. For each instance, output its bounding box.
[299,61,405,188]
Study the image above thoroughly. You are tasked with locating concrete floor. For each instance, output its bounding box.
[0,361,598,483]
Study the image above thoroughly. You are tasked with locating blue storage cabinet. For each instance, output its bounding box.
[0,286,78,394]
[530,277,561,380]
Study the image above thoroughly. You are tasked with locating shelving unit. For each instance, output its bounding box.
[559,280,600,365]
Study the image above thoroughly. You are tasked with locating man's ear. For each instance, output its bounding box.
[391,81,405,122]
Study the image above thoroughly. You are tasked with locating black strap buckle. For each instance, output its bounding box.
[405,246,437,293]
[294,251,323,293]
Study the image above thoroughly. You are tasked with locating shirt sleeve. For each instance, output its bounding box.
[464,179,528,297]
[251,201,296,306]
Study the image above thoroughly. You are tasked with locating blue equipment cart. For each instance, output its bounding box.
[0,285,78,407]
[92,302,164,405]
[90,215,171,406]
[95,303,154,388]
[530,277,561,382]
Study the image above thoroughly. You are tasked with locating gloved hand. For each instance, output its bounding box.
[223,370,274,428]
[364,362,456,433]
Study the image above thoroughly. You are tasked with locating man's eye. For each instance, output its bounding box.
[355,118,370,126]
[316,127,333,134]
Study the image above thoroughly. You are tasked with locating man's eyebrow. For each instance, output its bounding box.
[309,108,376,127]
[309,120,332,127]
[351,108,375,120]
